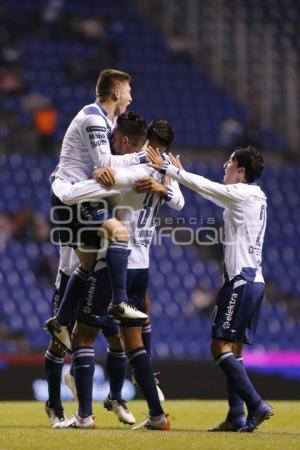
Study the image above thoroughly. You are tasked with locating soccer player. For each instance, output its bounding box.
[147,145,273,432]
[45,246,136,427]
[53,113,184,429]
[45,247,77,425]
[46,69,149,351]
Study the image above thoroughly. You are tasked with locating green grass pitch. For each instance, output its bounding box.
[0,400,300,450]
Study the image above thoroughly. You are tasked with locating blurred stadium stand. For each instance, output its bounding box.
[0,0,299,358]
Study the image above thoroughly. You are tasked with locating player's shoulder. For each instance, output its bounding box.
[237,183,267,201]
[77,103,107,130]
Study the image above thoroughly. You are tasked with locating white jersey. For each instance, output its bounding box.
[53,163,184,269]
[165,165,267,283]
[55,101,145,183]
[116,166,184,268]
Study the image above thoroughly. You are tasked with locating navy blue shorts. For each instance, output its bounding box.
[77,267,149,330]
[211,277,264,345]
[76,267,118,337]
[50,190,109,249]
[118,268,149,328]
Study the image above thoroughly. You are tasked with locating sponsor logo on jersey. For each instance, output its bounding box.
[88,130,107,147]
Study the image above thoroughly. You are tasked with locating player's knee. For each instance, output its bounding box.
[71,331,93,349]
[107,335,124,352]
[102,219,130,242]
[210,338,233,359]
[72,322,97,349]
[121,328,143,352]
[71,327,89,349]
[112,224,130,241]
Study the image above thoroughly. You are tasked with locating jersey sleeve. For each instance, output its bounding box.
[165,165,247,208]
[52,168,144,205]
[81,114,146,169]
[52,178,123,205]
[163,178,185,211]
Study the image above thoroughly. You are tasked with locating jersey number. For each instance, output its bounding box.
[256,204,266,246]
[137,193,162,228]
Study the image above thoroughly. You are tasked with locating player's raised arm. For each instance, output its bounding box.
[134,174,184,211]
[81,114,146,169]
[147,147,247,208]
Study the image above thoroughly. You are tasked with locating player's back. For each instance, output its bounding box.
[113,165,164,269]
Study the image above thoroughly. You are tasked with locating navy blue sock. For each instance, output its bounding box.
[45,350,64,409]
[216,352,261,411]
[106,241,130,304]
[106,348,127,401]
[57,266,89,325]
[142,323,152,358]
[227,355,245,419]
[127,346,163,417]
[73,347,95,417]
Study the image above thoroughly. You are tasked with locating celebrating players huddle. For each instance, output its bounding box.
[45,68,273,433]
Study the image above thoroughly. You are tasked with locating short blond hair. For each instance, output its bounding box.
[96,69,131,99]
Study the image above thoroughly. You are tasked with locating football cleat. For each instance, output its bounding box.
[45,401,66,427]
[45,317,72,352]
[108,301,148,320]
[209,414,246,432]
[104,396,136,425]
[63,371,77,401]
[238,401,273,432]
[132,414,170,431]
[52,413,95,429]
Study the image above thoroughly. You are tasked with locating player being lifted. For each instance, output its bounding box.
[46,69,148,351]
[53,113,184,430]
[147,145,273,433]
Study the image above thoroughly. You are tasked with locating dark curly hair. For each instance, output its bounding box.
[232,146,264,182]
[147,120,174,150]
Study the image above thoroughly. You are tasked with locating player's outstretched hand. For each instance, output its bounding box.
[146,146,164,170]
[168,153,183,170]
[92,167,116,187]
